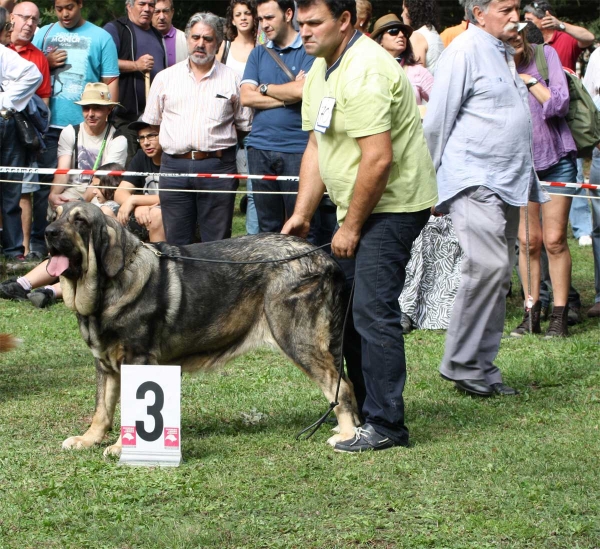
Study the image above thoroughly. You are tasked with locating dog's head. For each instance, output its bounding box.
[45,202,126,281]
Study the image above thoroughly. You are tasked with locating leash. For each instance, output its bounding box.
[143,239,354,440]
[142,241,331,265]
[295,280,355,441]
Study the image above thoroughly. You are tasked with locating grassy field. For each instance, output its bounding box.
[0,203,599,548]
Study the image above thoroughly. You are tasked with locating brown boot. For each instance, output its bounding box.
[510,300,542,337]
[545,305,569,338]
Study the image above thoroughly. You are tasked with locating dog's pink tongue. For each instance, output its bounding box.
[47,255,69,277]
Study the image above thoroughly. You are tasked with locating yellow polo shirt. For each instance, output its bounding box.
[302,34,438,224]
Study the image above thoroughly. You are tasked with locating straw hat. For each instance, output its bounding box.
[370,14,413,41]
[74,83,120,107]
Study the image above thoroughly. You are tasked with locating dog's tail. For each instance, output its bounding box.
[0,334,21,352]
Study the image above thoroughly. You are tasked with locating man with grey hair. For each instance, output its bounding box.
[142,12,252,244]
[423,0,547,397]
[105,0,167,161]
[523,1,593,71]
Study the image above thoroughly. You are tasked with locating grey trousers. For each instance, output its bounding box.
[440,186,519,385]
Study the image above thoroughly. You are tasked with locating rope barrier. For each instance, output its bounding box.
[0,166,598,193]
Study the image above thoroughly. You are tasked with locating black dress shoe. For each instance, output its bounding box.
[491,383,519,395]
[440,374,493,397]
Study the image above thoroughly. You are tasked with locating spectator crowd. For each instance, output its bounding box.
[0,0,599,452]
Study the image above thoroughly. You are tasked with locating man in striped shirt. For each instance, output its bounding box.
[143,11,253,244]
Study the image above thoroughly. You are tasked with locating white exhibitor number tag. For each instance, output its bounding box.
[119,365,182,467]
[315,97,335,133]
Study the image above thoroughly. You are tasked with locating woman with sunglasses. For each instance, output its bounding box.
[508,23,577,338]
[371,15,433,106]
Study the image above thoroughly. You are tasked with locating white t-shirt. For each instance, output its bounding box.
[57,124,128,194]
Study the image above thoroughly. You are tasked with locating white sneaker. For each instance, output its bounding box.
[579,235,592,246]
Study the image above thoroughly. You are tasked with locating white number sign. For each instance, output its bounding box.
[119,365,182,467]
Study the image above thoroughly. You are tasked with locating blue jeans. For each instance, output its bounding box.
[569,158,593,238]
[0,116,27,257]
[237,145,259,235]
[590,148,600,303]
[247,148,303,234]
[30,127,61,254]
[247,147,330,244]
[159,149,238,245]
[336,210,430,445]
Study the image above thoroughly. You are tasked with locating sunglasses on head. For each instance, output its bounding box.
[386,27,403,36]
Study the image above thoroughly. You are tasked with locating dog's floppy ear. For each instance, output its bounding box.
[97,217,125,278]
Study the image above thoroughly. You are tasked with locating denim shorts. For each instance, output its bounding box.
[537,155,577,197]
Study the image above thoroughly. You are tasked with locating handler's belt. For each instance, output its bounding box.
[172,149,225,160]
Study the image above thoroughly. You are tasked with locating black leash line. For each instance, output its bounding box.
[144,239,354,441]
[295,279,355,441]
[142,242,331,265]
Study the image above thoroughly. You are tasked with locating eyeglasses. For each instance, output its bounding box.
[386,28,402,36]
[2,22,13,32]
[137,133,159,143]
[12,13,40,25]
[154,8,172,14]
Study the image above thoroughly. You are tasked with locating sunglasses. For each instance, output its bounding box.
[386,27,405,37]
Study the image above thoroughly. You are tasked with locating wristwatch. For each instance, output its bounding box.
[259,83,269,96]
[526,78,539,89]
[558,22,566,31]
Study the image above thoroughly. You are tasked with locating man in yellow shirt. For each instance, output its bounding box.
[283,0,437,452]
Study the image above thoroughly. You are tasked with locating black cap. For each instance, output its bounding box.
[128,119,152,132]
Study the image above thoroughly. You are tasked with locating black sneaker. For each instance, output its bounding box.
[333,424,400,453]
[24,251,45,263]
[0,278,30,301]
[567,306,581,326]
[27,288,56,308]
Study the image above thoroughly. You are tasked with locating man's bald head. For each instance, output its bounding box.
[11,1,40,45]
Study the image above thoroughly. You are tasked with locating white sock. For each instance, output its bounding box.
[17,277,32,291]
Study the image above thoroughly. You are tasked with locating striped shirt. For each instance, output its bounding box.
[142,58,253,155]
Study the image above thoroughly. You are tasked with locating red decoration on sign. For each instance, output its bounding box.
[121,426,136,446]
[164,427,179,448]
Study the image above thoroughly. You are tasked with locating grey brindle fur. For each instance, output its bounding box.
[45,202,360,456]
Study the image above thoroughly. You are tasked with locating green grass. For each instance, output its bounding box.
[0,206,599,548]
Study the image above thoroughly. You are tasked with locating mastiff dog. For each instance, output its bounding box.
[45,202,360,456]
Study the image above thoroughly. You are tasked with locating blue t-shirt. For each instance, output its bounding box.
[242,33,314,153]
[33,21,119,128]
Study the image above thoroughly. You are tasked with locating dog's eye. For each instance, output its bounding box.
[73,214,87,227]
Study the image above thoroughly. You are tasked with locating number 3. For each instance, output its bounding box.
[136,381,164,442]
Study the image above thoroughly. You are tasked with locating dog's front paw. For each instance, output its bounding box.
[327,431,355,447]
[103,443,122,458]
[62,435,98,450]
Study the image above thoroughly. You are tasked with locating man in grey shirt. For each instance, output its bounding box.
[423,0,547,397]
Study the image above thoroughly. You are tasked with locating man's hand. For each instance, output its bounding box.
[135,54,154,73]
[281,214,311,239]
[134,205,152,227]
[541,11,562,30]
[117,199,135,226]
[47,49,67,69]
[49,193,75,209]
[331,224,361,259]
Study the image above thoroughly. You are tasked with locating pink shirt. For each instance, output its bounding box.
[143,59,253,154]
[403,64,434,105]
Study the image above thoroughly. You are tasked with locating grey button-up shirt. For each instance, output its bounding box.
[423,24,547,212]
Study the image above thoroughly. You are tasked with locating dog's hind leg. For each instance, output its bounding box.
[62,360,121,451]
[264,285,360,446]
